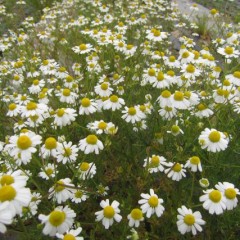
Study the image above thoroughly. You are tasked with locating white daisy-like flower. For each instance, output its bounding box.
[38,163,58,180]
[0,181,31,217]
[194,103,214,118]
[79,97,98,115]
[127,208,144,228]
[121,106,145,124]
[79,135,103,154]
[72,43,94,54]
[40,137,61,158]
[198,128,229,152]
[38,205,76,236]
[226,71,240,86]
[102,95,125,111]
[171,91,191,110]
[5,131,42,165]
[7,103,22,117]
[181,64,201,80]
[56,141,79,164]
[21,101,47,118]
[164,162,186,181]
[215,182,239,210]
[48,178,74,204]
[217,46,240,59]
[177,205,206,235]
[138,189,165,218]
[146,28,168,42]
[94,82,113,97]
[54,108,77,128]
[156,90,172,108]
[0,202,13,233]
[0,170,28,187]
[199,189,226,215]
[56,227,84,240]
[95,199,122,229]
[143,155,167,173]
[184,156,202,172]
[71,188,89,204]
[56,88,78,104]
[78,162,96,180]
[158,106,178,120]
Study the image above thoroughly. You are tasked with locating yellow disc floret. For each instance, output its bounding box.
[209,190,222,202]
[86,135,98,145]
[17,135,32,150]
[0,185,16,202]
[49,210,66,227]
[103,206,115,218]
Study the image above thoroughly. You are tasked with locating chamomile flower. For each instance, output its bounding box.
[6,131,42,165]
[79,135,104,154]
[7,103,22,117]
[21,101,47,118]
[56,141,79,164]
[72,43,94,54]
[94,82,113,97]
[54,108,77,128]
[215,182,239,210]
[127,208,144,228]
[226,71,240,86]
[164,162,186,181]
[185,156,202,172]
[40,137,61,158]
[0,202,13,233]
[102,95,125,111]
[0,169,28,187]
[138,189,165,218]
[217,46,240,59]
[198,128,229,152]
[78,162,96,180]
[56,88,78,104]
[199,189,226,215]
[38,205,76,236]
[71,188,89,203]
[121,106,145,124]
[143,155,167,173]
[171,91,190,109]
[79,97,98,115]
[48,178,74,204]
[95,199,122,229]
[199,178,210,188]
[38,163,58,180]
[177,205,205,235]
[56,227,84,240]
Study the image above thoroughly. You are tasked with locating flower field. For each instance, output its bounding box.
[0,0,240,239]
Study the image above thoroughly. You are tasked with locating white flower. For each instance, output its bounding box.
[78,162,96,180]
[199,189,226,215]
[56,227,84,240]
[72,43,94,54]
[164,162,186,181]
[54,108,77,128]
[79,135,104,154]
[40,137,61,159]
[198,128,229,152]
[38,205,76,236]
[143,155,167,173]
[79,98,98,115]
[215,182,239,210]
[38,163,58,180]
[71,188,89,203]
[177,205,205,235]
[95,199,122,229]
[102,95,125,111]
[138,189,164,218]
[185,156,202,172]
[122,106,145,124]
[127,208,144,228]
[0,202,14,233]
[56,141,79,164]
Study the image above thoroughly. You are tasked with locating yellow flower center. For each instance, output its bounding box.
[55,180,65,192]
[172,163,182,172]
[225,188,236,199]
[79,44,87,51]
[66,75,73,82]
[148,68,155,76]
[127,44,133,50]
[169,56,176,62]
[150,156,160,167]
[208,131,221,143]
[33,79,39,85]
[190,156,200,165]
[110,95,119,103]
[17,135,32,150]
[62,89,71,96]
[81,98,91,107]
[157,72,164,81]
[103,206,115,218]
[210,8,218,15]
[63,148,72,157]
[98,121,107,130]
[224,47,233,55]
[57,109,65,117]
[128,107,136,115]
[80,162,90,171]
[130,208,143,220]
[171,125,180,134]
[223,79,231,86]
[233,71,240,79]
[46,168,54,176]
[184,214,195,225]
[182,51,189,58]
[45,137,57,150]
[1,175,14,185]
[101,83,108,90]
[161,90,171,98]
[8,103,17,111]
[0,185,16,202]
[63,234,76,240]
[118,42,124,48]
[209,190,222,202]
[167,70,175,77]
[86,135,98,145]
[49,210,66,227]
[174,91,184,101]
[148,196,159,207]
[14,75,20,81]
[43,60,49,65]
[184,91,191,99]
[186,64,195,73]
[154,30,161,37]
[75,190,83,198]
[26,102,37,110]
